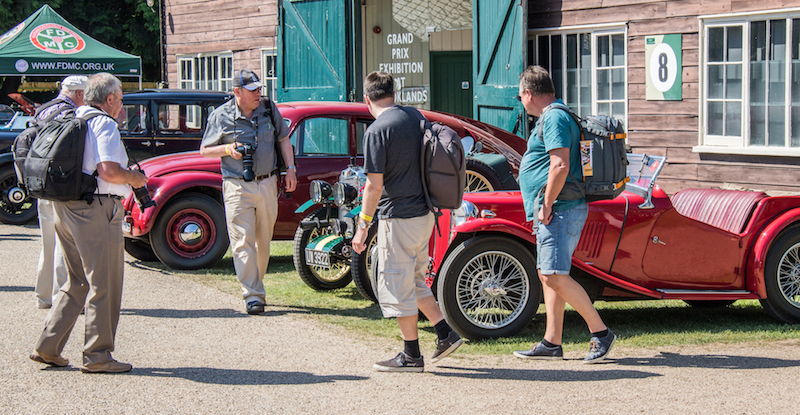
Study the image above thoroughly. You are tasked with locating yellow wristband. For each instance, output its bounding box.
[359,212,373,222]
[225,145,231,156]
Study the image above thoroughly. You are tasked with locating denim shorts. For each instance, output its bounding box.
[536,202,588,275]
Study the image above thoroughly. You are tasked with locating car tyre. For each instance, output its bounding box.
[760,226,800,323]
[351,219,379,302]
[437,236,541,340]
[292,208,352,291]
[150,193,229,270]
[0,165,37,224]
[124,238,159,262]
[465,158,504,192]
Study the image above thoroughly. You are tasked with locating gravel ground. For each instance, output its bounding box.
[1,222,798,414]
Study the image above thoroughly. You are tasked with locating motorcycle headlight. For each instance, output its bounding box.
[310,180,332,204]
[333,182,358,206]
[451,200,478,228]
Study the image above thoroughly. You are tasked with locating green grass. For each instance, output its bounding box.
[139,241,800,355]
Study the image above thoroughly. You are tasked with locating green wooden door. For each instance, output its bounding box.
[277,0,359,102]
[431,52,473,119]
[473,0,527,136]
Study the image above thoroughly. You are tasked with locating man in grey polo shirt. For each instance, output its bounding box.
[200,68,296,315]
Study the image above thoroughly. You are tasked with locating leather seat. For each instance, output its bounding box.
[670,188,767,234]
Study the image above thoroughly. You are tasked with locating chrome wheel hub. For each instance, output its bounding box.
[179,222,203,245]
[456,251,529,329]
[778,242,800,308]
[7,186,26,204]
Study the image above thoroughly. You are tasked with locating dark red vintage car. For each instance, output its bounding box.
[122,101,527,271]
[345,154,800,340]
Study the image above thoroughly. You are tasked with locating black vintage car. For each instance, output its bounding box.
[0,89,232,225]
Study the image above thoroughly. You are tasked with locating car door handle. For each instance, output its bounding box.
[652,236,666,246]
[140,141,151,146]
[155,141,166,147]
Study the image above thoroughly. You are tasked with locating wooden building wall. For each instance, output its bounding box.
[530,0,800,195]
[164,0,279,88]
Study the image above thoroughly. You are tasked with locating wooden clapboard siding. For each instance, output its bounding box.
[164,0,279,89]
[531,0,800,194]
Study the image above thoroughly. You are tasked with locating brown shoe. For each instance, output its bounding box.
[79,360,132,374]
[30,350,69,367]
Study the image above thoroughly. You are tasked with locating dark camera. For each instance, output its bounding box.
[235,143,256,182]
[131,169,156,211]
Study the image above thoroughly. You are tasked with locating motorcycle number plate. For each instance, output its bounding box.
[305,248,330,268]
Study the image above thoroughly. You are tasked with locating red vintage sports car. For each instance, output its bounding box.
[413,153,800,339]
[121,101,526,271]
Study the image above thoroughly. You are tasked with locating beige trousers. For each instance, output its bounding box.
[35,197,125,366]
[222,176,279,304]
[376,213,435,318]
[34,199,68,306]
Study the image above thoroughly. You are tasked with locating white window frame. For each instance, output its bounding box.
[177,52,233,92]
[697,9,800,156]
[260,48,278,100]
[529,23,628,127]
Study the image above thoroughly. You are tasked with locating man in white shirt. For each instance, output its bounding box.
[30,73,148,374]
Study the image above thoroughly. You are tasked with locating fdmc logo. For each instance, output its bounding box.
[29,24,85,54]
[0,22,25,45]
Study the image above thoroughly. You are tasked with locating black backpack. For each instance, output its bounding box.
[538,103,629,202]
[13,108,108,202]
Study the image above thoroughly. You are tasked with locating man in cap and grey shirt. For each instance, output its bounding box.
[200,68,296,315]
[33,75,87,309]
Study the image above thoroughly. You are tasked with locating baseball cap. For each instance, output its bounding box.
[61,75,88,90]
[233,68,263,91]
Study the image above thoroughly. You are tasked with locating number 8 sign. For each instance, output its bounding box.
[645,34,682,101]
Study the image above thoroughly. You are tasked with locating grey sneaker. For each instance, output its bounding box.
[79,359,132,373]
[513,342,564,360]
[431,331,463,363]
[584,329,616,364]
[246,301,265,315]
[373,352,424,372]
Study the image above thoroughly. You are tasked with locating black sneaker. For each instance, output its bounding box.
[373,352,424,372]
[584,329,616,364]
[246,301,265,315]
[513,342,564,360]
[431,331,463,363]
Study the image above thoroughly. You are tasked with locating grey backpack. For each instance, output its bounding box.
[538,103,629,202]
[420,119,466,211]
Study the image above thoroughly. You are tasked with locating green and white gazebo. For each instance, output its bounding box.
[0,4,141,83]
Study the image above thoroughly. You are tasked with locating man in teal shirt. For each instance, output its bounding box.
[514,65,616,364]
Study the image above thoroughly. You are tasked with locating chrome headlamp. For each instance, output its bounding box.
[333,182,359,206]
[310,180,332,204]
[451,200,478,228]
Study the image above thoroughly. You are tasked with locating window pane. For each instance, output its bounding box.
[726,64,742,99]
[770,19,787,61]
[566,34,578,105]
[708,65,724,99]
[768,104,785,146]
[792,105,800,146]
[709,27,724,62]
[298,118,349,155]
[597,69,609,100]
[727,26,743,61]
[794,19,800,60]
[611,68,625,99]
[597,102,610,116]
[769,61,786,103]
[612,34,625,66]
[750,60,767,103]
[551,35,563,98]
[708,101,723,135]
[597,35,609,67]
[538,36,550,69]
[612,102,625,120]
[751,21,767,61]
[725,101,741,137]
[750,105,766,145]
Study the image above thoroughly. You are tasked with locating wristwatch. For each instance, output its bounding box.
[358,218,369,229]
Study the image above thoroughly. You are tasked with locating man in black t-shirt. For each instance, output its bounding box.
[352,71,462,372]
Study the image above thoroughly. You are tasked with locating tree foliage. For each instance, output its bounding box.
[0,0,162,81]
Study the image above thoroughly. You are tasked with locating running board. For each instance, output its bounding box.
[657,289,760,301]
